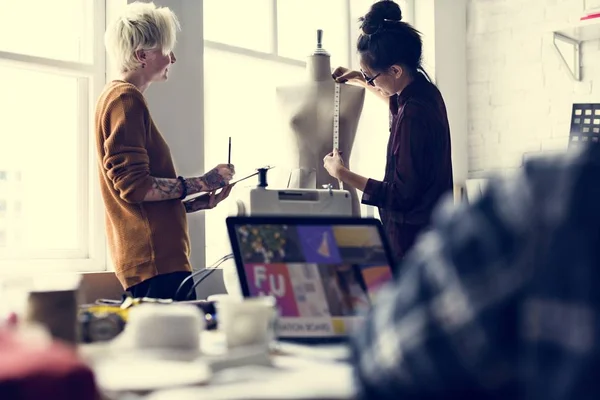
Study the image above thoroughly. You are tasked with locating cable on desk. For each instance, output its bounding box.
[173,253,233,301]
[185,254,234,300]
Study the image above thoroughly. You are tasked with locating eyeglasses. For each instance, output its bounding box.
[361,70,381,86]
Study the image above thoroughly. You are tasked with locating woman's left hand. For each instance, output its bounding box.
[184,184,234,213]
[323,149,345,179]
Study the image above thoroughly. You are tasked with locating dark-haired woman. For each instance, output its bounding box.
[324,0,453,267]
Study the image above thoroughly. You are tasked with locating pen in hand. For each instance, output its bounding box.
[228,137,232,166]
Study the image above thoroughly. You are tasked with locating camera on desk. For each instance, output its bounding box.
[78,298,218,343]
[78,305,127,343]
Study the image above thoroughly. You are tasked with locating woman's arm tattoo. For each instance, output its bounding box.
[186,177,207,195]
[184,200,196,213]
[143,177,183,201]
[142,171,226,202]
[183,194,210,213]
[199,168,226,189]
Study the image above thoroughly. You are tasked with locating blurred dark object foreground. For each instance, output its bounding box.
[0,327,99,399]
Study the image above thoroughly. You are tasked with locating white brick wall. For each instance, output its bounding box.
[467,0,592,176]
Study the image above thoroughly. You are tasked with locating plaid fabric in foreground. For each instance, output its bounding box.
[351,145,600,400]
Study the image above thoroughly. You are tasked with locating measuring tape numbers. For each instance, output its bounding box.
[332,82,343,190]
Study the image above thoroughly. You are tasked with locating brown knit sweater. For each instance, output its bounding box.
[94,80,191,289]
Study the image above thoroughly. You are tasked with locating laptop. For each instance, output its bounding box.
[225,216,397,349]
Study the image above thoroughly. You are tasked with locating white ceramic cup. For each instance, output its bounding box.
[127,303,205,357]
[215,296,277,349]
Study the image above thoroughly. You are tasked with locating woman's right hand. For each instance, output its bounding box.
[200,164,235,191]
[332,66,366,86]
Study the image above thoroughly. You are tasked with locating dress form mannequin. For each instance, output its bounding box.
[276,31,365,216]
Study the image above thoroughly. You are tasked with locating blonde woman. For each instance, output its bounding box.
[95,2,234,300]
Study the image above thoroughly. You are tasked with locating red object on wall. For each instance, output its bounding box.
[581,12,600,21]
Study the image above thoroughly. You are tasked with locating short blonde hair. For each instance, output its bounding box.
[105,2,180,72]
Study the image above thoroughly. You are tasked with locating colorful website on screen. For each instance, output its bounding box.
[234,223,394,337]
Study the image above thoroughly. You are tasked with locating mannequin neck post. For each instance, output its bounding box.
[307,55,332,82]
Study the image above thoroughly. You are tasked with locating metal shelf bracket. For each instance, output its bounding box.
[553,32,582,81]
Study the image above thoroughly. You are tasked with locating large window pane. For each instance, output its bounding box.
[0,0,94,63]
[204,48,303,265]
[204,0,273,52]
[0,66,83,257]
[277,0,349,67]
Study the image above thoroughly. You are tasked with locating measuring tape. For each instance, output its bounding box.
[333,82,340,150]
[332,82,343,190]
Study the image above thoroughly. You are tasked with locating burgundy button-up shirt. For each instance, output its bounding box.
[362,72,453,263]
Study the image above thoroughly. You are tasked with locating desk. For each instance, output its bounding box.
[80,332,355,400]
[145,356,354,400]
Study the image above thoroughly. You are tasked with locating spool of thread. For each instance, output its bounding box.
[25,289,79,345]
[257,168,269,187]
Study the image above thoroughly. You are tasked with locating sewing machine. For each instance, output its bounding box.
[232,167,353,217]
[233,187,351,217]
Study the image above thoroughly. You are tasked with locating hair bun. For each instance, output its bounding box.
[360,0,403,34]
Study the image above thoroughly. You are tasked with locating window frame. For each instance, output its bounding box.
[0,0,107,274]
[204,0,414,68]
[204,0,310,67]
[204,0,352,69]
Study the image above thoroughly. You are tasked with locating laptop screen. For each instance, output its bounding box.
[227,217,395,339]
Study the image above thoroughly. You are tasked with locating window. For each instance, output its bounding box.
[203,0,412,264]
[0,0,106,272]
[276,0,349,67]
[0,0,94,63]
[204,0,273,53]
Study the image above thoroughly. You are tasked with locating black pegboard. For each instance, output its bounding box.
[569,103,600,148]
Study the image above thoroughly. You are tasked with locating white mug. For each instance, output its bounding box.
[215,296,277,349]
